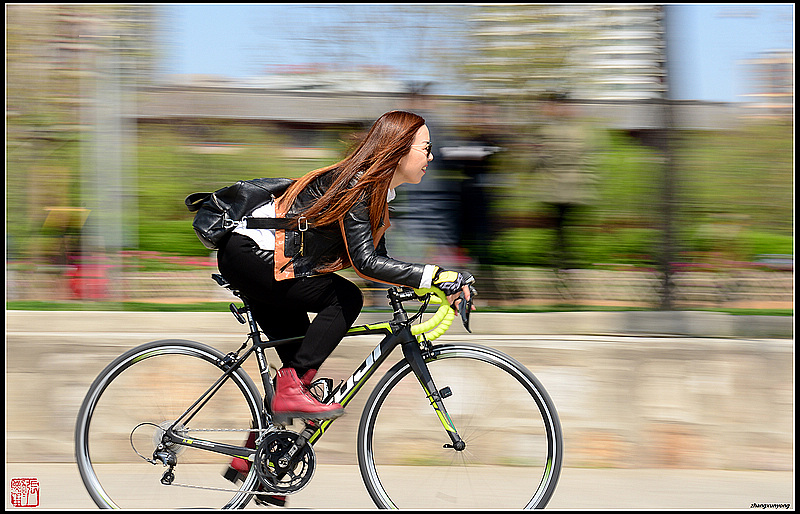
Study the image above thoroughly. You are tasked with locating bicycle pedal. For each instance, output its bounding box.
[223,465,244,484]
[308,377,334,402]
[223,466,286,507]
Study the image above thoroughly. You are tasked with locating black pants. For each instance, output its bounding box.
[217,233,363,375]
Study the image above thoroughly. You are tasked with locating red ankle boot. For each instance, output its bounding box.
[272,368,343,421]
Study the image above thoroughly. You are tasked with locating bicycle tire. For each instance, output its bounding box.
[74,339,265,509]
[357,343,562,509]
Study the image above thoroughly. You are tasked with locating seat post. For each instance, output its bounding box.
[212,274,263,342]
[237,296,263,343]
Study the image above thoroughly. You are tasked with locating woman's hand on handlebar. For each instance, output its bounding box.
[446,285,475,312]
[433,268,474,297]
[433,267,477,319]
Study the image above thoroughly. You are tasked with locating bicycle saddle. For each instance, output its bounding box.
[212,273,232,289]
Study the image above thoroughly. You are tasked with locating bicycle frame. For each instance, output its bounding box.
[159,286,463,466]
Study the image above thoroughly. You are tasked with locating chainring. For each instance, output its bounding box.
[254,430,315,495]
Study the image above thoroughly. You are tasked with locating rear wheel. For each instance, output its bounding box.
[75,339,265,509]
[357,343,562,509]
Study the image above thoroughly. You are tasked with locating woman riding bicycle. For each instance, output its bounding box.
[217,110,474,422]
[74,110,564,510]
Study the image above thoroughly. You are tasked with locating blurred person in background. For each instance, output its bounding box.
[218,109,475,506]
[529,91,599,270]
[389,86,463,266]
[449,128,503,266]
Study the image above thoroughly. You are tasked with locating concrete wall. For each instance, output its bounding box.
[6,311,793,471]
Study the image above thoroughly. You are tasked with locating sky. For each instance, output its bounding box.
[162,4,794,102]
[667,4,794,101]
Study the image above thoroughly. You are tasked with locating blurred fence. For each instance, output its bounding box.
[6,263,792,311]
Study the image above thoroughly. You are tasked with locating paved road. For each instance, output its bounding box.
[5,462,794,510]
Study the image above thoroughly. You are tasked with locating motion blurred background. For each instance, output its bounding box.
[5,5,794,508]
[6,4,793,311]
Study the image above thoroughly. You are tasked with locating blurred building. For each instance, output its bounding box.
[467,4,666,101]
[740,49,794,118]
[582,5,667,101]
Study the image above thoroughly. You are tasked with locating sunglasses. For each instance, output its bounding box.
[411,141,433,159]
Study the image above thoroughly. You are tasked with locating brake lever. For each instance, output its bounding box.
[456,285,476,333]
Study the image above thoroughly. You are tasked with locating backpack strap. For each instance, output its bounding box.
[242,216,313,231]
[185,192,212,212]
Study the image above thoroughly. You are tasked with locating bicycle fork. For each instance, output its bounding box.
[402,340,466,452]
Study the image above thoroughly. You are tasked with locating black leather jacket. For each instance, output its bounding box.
[274,171,427,287]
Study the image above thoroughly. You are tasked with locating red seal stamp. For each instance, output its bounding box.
[10,478,40,508]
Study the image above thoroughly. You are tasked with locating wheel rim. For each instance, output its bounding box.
[75,341,264,509]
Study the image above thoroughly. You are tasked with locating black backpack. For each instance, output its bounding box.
[185,177,297,250]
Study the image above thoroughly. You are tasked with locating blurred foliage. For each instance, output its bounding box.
[679,121,794,234]
[139,117,792,264]
[486,122,792,269]
[739,231,794,256]
[133,123,354,255]
[7,118,793,264]
[490,226,662,268]
[491,225,792,269]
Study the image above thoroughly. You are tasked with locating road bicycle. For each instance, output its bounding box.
[75,273,562,509]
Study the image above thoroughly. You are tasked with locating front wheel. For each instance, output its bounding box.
[357,343,562,509]
[74,339,265,509]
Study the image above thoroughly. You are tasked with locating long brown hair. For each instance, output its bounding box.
[279,110,426,233]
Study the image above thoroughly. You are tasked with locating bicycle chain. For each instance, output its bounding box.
[165,480,280,497]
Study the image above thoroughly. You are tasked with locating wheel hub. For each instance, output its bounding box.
[152,421,188,455]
